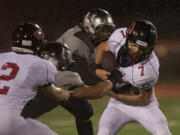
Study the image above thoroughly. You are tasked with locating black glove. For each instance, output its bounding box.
[108,69,123,87]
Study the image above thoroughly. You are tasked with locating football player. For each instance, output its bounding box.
[0,23,70,135]
[21,40,115,120]
[56,8,116,135]
[9,23,115,135]
[95,20,172,135]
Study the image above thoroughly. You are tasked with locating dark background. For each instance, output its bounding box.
[0,0,180,82]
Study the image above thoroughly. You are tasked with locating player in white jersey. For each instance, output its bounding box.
[95,20,172,135]
[0,23,70,135]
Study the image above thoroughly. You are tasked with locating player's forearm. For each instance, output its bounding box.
[109,89,152,106]
[116,94,148,106]
[71,80,113,99]
[40,84,70,101]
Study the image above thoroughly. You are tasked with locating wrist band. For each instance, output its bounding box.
[94,64,102,70]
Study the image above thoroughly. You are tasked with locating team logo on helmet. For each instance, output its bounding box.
[33,30,45,41]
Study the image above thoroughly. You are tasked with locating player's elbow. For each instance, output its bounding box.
[90,81,112,99]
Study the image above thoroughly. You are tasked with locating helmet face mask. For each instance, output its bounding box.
[83,8,116,43]
[41,41,72,70]
[11,23,45,55]
[43,53,59,68]
[95,25,115,42]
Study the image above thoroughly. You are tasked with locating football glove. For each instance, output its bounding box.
[108,69,123,88]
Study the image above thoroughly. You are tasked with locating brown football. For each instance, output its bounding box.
[101,51,117,72]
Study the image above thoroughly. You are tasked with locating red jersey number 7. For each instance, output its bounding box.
[0,62,19,95]
[138,65,144,76]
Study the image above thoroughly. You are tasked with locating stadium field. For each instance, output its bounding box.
[38,96,180,135]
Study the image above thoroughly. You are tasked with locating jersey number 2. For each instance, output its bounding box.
[0,62,19,95]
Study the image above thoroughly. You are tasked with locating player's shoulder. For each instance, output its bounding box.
[148,51,159,68]
[0,51,16,57]
[63,26,81,36]
[108,27,127,55]
[29,58,57,81]
[40,59,57,72]
[56,25,81,42]
[109,27,127,42]
[29,56,57,73]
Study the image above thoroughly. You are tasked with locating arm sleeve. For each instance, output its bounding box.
[42,60,57,84]
[108,28,127,56]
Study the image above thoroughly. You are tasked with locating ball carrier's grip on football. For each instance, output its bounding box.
[108,70,123,88]
[95,68,111,80]
[94,51,118,80]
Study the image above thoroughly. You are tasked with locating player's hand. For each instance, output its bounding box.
[108,69,123,87]
[40,84,71,102]
[95,69,111,80]
[57,88,71,101]
[106,90,118,98]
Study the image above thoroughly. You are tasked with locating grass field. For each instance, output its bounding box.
[37,97,180,135]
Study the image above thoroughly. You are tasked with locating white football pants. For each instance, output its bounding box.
[97,99,172,135]
[0,111,58,135]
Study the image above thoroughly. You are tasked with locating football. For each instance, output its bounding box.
[101,51,117,72]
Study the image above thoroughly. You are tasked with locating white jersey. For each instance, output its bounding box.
[0,52,57,114]
[97,28,171,135]
[108,28,159,105]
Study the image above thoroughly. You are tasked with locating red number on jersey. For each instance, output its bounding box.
[0,62,19,95]
[138,65,144,76]
[120,30,126,38]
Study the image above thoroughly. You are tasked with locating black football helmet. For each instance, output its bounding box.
[11,23,45,55]
[126,20,157,58]
[82,8,116,43]
[41,41,72,70]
